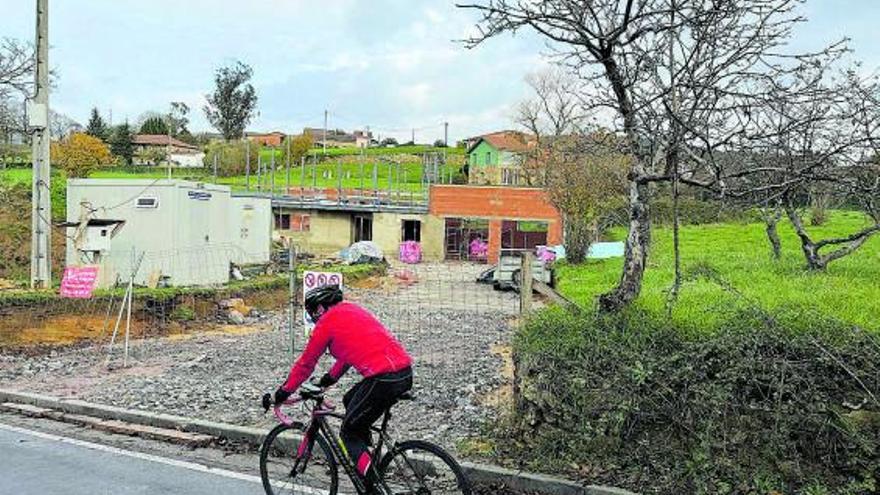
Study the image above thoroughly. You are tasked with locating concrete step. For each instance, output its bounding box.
[1,402,214,448]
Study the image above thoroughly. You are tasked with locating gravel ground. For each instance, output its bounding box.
[0,263,519,453]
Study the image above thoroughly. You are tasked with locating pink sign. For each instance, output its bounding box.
[60,266,99,299]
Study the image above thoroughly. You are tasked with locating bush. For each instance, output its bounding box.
[51,133,112,177]
[501,306,880,494]
[204,140,260,177]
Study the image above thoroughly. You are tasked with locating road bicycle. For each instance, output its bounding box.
[260,383,472,494]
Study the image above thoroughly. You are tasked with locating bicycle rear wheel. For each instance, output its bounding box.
[378,440,471,494]
[260,423,339,495]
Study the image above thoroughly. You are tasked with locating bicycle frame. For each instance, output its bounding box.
[273,395,401,495]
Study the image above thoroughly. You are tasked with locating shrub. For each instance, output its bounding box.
[51,133,112,177]
[203,140,260,177]
[501,306,880,494]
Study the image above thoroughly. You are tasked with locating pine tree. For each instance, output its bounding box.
[85,107,108,141]
[139,116,168,135]
[110,122,134,165]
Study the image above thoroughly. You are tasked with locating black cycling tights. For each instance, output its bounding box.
[340,367,413,475]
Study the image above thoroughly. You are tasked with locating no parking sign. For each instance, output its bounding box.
[302,271,343,334]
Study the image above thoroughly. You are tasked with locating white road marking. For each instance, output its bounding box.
[0,421,265,485]
[0,421,353,494]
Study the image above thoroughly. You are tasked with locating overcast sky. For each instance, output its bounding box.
[2,1,879,143]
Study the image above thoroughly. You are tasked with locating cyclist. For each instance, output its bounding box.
[263,284,413,488]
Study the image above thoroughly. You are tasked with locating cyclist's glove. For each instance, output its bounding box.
[316,373,337,388]
[274,387,292,406]
[261,393,272,412]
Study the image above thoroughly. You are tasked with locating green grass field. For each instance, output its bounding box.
[2,157,462,195]
[301,144,464,157]
[556,211,880,332]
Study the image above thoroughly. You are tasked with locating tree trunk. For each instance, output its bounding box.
[785,206,826,270]
[766,220,782,260]
[764,208,783,260]
[598,178,651,311]
[563,214,593,264]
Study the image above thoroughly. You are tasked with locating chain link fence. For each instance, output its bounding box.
[0,244,524,455]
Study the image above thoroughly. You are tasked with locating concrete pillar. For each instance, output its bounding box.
[488,219,503,264]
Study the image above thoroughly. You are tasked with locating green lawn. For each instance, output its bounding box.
[556,211,880,332]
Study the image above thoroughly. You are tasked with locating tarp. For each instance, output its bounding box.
[340,241,384,264]
[588,241,625,259]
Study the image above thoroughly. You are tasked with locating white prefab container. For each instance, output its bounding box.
[66,179,237,288]
[229,196,273,265]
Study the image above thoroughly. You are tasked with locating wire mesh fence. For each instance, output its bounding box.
[0,244,523,454]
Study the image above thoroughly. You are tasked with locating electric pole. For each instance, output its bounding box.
[29,0,51,289]
[411,128,415,145]
[444,122,449,147]
[323,109,328,155]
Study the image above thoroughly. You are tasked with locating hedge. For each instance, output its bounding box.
[496,306,880,494]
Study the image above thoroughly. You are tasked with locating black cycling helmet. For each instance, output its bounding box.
[304,284,343,321]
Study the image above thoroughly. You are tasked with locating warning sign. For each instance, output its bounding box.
[60,266,99,299]
[302,271,343,334]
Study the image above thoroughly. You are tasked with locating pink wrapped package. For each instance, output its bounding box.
[469,238,488,259]
[537,246,556,263]
[399,241,422,264]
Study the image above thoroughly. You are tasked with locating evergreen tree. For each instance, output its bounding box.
[110,122,135,165]
[139,116,168,135]
[85,107,108,141]
[203,61,258,141]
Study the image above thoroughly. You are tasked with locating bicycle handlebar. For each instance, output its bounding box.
[271,384,335,426]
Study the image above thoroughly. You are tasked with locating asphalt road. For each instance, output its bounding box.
[0,423,265,494]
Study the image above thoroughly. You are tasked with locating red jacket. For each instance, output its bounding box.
[282,301,412,392]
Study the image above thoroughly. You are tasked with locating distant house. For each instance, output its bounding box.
[353,130,373,149]
[247,131,286,147]
[466,131,535,186]
[303,127,372,148]
[132,134,204,168]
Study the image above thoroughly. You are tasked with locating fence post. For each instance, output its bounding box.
[288,242,297,361]
[520,252,534,316]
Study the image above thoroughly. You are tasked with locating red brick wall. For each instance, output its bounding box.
[430,185,560,219]
[430,185,563,263]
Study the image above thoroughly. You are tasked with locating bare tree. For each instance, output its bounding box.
[49,110,81,141]
[460,0,836,310]
[728,65,880,269]
[517,69,587,186]
[517,69,627,262]
[545,132,630,263]
[0,38,34,100]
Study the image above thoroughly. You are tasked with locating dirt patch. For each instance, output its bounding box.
[482,344,515,409]
[0,314,128,347]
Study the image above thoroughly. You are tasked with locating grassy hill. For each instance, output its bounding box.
[556,211,880,332]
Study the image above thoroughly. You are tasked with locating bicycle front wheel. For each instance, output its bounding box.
[260,423,339,495]
[378,440,472,494]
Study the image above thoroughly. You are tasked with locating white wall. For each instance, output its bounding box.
[170,152,205,168]
[229,197,272,264]
[66,179,234,288]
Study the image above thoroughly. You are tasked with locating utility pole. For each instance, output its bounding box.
[29,0,51,289]
[166,112,172,179]
[323,109,328,156]
[444,122,449,147]
[411,128,415,145]
[245,139,250,191]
